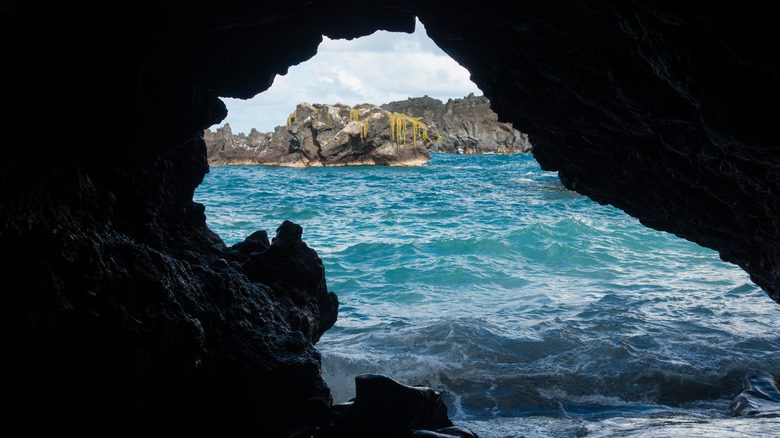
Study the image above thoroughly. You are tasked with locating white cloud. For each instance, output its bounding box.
[217,18,482,134]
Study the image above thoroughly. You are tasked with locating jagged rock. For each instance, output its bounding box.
[239,221,338,343]
[203,123,274,166]
[230,229,271,255]
[206,95,531,164]
[729,370,780,417]
[381,94,532,154]
[318,374,456,438]
[206,103,435,166]
[1,140,337,437]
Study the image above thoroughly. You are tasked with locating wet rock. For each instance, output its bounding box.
[729,370,780,417]
[319,374,455,438]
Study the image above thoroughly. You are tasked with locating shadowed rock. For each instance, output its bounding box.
[239,221,338,343]
[318,374,459,438]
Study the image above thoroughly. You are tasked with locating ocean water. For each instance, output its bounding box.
[194,153,780,437]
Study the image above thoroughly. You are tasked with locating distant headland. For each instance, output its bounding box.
[204,94,532,167]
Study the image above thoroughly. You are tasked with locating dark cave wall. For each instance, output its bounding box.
[1,1,779,437]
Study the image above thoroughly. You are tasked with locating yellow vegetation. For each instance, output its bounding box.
[389,113,430,147]
[360,120,369,139]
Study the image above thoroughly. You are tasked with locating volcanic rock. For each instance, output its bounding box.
[381,94,532,154]
[318,374,457,438]
[206,103,435,166]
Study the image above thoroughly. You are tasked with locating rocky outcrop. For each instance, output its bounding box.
[206,95,531,164]
[3,2,780,437]
[729,371,780,417]
[1,138,338,436]
[203,124,273,165]
[381,94,532,154]
[205,103,435,166]
[317,374,462,438]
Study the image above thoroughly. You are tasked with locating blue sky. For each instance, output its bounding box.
[217,18,482,134]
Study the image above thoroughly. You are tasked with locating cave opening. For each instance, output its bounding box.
[5,3,780,436]
[194,16,780,438]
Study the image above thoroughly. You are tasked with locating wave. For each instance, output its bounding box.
[196,153,780,436]
[321,314,780,418]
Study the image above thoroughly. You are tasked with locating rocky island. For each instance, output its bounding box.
[206,103,437,167]
[204,94,532,166]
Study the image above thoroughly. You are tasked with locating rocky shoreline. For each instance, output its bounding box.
[205,94,532,167]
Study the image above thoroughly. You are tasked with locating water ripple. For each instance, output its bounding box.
[195,153,780,437]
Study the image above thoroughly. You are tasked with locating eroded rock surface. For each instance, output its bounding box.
[206,103,434,166]
[207,94,531,163]
[381,94,532,154]
[2,138,337,436]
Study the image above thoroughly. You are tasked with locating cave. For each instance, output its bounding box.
[2,1,778,437]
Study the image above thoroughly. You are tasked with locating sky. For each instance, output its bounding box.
[217,18,483,135]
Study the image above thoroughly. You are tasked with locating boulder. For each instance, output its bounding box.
[318,374,458,438]
[729,370,780,417]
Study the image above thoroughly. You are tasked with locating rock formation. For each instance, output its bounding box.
[2,1,779,437]
[206,95,531,165]
[729,370,780,418]
[381,94,532,154]
[205,103,434,166]
[317,374,459,438]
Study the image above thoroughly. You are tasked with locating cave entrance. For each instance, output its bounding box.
[194,18,780,437]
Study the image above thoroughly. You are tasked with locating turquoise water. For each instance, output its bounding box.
[194,153,780,437]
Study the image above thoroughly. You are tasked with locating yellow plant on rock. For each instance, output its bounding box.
[389,113,430,147]
[358,120,369,140]
[345,106,370,140]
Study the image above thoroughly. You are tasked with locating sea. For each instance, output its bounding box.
[194,152,780,437]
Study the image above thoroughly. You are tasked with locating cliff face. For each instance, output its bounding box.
[2,1,779,436]
[381,94,532,154]
[205,103,434,166]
